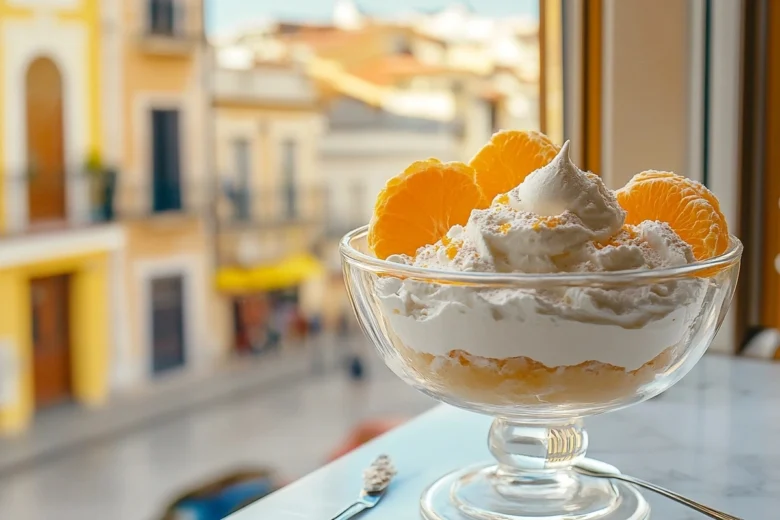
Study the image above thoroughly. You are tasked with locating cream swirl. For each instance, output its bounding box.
[510,141,624,240]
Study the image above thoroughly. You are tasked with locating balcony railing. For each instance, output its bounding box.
[217,183,328,228]
[113,180,212,218]
[138,31,201,55]
[213,67,318,106]
[0,170,212,237]
[1,169,342,247]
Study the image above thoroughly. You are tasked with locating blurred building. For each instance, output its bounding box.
[0,0,542,435]
[212,59,327,353]
[115,0,226,386]
[0,0,225,436]
[215,6,540,325]
[0,0,122,434]
[219,2,540,155]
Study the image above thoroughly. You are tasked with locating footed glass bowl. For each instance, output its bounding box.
[340,226,742,520]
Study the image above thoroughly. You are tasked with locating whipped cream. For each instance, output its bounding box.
[380,280,702,371]
[378,141,705,370]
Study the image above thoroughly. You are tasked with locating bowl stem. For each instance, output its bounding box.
[487,418,589,500]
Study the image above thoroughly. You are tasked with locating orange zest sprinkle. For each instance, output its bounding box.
[445,240,462,260]
[531,216,562,231]
[594,226,638,249]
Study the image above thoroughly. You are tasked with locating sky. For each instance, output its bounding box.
[207,0,540,36]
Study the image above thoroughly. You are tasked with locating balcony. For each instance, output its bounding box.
[0,170,211,239]
[138,29,201,56]
[138,0,201,56]
[217,184,327,228]
[115,180,212,219]
[215,185,328,267]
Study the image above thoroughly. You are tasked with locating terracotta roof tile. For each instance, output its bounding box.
[348,55,451,85]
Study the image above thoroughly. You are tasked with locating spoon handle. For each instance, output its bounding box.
[330,501,368,520]
[607,473,743,520]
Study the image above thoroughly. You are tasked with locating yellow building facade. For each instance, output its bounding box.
[0,0,224,435]
[0,0,120,433]
[119,0,210,201]
[0,244,115,434]
[117,0,228,384]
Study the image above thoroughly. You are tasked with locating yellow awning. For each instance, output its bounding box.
[216,253,324,293]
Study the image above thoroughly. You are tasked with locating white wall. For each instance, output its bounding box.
[101,0,123,167]
[707,0,743,354]
[321,130,458,228]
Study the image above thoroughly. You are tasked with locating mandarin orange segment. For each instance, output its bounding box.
[469,130,560,207]
[368,159,483,259]
[629,170,721,211]
[616,173,729,259]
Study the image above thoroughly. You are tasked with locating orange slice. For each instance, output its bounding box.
[469,130,560,206]
[628,170,721,211]
[368,159,484,259]
[616,172,729,260]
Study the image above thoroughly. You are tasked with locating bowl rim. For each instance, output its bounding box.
[339,225,743,285]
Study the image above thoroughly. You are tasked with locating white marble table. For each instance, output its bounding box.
[229,355,780,519]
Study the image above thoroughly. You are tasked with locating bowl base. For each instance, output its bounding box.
[420,461,650,520]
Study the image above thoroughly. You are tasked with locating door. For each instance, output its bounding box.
[149,0,175,35]
[152,109,182,212]
[26,57,66,224]
[31,275,71,408]
[151,275,186,374]
[233,138,251,221]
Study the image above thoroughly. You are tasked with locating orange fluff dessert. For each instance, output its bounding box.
[367,131,729,407]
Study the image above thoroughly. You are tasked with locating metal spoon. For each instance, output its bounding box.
[574,459,743,520]
[330,455,397,520]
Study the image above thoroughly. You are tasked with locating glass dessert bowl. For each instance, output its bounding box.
[341,228,741,520]
[343,130,742,519]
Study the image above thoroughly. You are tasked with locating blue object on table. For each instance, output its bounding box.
[165,476,275,520]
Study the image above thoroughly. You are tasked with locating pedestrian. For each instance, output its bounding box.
[337,312,367,382]
[348,355,365,381]
[308,313,325,374]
